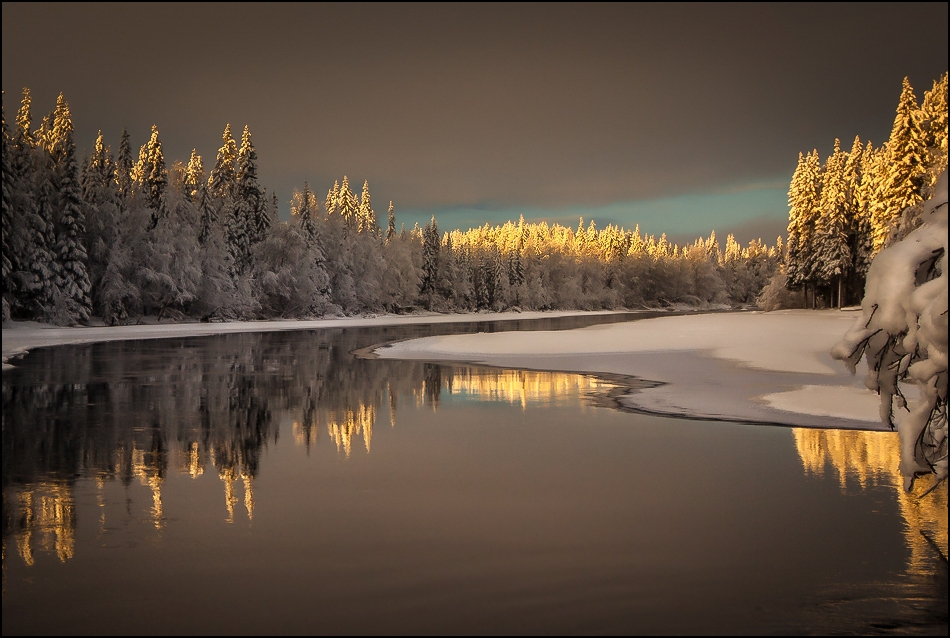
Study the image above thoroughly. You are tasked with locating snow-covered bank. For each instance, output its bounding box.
[1,309,630,370]
[374,310,885,429]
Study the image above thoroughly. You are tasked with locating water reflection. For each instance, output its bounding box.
[2,320,629,568]
[2,322,945,594]
[793,428,948,575]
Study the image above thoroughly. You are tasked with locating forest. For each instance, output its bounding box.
[1,72,946,326]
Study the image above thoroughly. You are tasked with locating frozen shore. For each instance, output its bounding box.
[1,309,630,370]
[2,308,884,430]
[374,309,886,429]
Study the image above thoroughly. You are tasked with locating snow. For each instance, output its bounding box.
[376,309,884,429]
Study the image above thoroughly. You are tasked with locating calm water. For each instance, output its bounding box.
[2,315,947,635]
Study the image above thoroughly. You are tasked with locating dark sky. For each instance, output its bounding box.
[3,2,947,243]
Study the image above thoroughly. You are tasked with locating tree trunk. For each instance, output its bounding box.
[837,276,843,309]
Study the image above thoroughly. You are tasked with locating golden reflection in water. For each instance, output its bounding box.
[131,447,164,530]
[292,370,610,458]
[216,466,254,523]
[177,442,205,479]
[10,483,76,566]
[441,369,608,411]
[327,405,377,457]
[793,428,949,575]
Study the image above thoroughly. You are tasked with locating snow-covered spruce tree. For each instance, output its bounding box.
[785,150,822,306]
[81,131,121,317]
[419,216,441,308]
[358,180,377,236]
[208,124,243,275]
[114,128,134,209]
[49,94,92,324]
[5,89,53,319]
[186,150,217,245]
[337,176,357,230]
[813,139,851,308]
[845,137,874,302]
[832,170,947,490]
[890,74,949,245]
[386,200,396,242]
[237,125,268,248]
[1,95,14,321]
[141,125,168,230]
[291,182,319,243]
[870,77,927,255]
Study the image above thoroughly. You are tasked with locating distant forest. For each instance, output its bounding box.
[1,73,946,325]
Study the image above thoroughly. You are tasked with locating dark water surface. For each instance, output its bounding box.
[2,315,947,635]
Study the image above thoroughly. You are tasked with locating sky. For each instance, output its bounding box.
[2,2,947,245]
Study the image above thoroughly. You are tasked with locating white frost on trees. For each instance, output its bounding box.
[832,170,948,490]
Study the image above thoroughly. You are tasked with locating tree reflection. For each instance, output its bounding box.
[793,428,948,576]
[0,314,645,564]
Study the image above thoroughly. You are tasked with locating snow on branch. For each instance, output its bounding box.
[832,171,948,490]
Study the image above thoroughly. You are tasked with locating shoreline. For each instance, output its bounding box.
[3,307,887,431]
[372,309,888,429]
[1,308,644,370]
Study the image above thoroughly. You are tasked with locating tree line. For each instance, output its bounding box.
[3,88,786,326]
[783,73,947,308]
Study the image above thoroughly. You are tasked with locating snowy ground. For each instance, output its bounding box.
[374,309,887,429]
[2,309,885,430]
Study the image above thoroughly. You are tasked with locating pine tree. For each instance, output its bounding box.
[14,87,34,147]
[358,180,377,235]
[82,130,120,313]
[208,123,238,201]
[785,150,821,305]
[420,216,440,306]
[386,200,396,242]
[142,125,168,229]
[49,94,92,322]
[2,95,14,319]
[187,150,216,245]
[919,72,948,185]
[326,180,340,218]
[115,128,134,208]
[237,125,268,245]
[338,176,356,228]
[291,182,318,242]
[813,139,851,307]
[870,77,927,253]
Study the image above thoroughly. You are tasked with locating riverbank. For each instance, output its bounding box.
[1,309,637,370]
[374,309,887,429]
[3,308,886,430]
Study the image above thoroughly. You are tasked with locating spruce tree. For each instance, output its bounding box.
[386,200,396,242]
[115,128,134,209]
[420,216,440,306]
[919,72,948,184]
[237,125,268,245]
[142,125,168,229]
[15,87,33,147]
[358,180,377,235]
[291,182,318,243]
[2,96,14,319]
[338,176,356,228]
[326,180,340,218]
[209,123,238,201]
[813,139,850,307]
[49,94,92,322]
[870,77,927,253]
